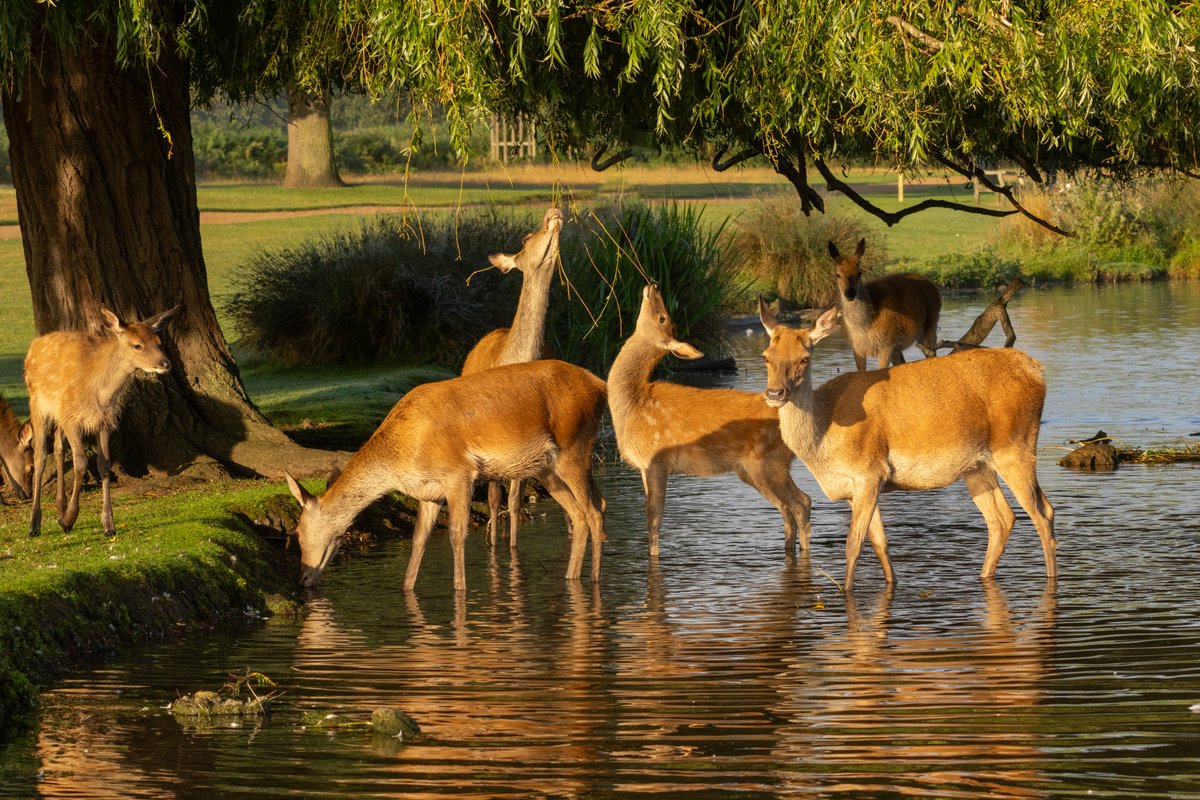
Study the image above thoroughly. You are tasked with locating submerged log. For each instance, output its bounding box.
[936,276,1024,352]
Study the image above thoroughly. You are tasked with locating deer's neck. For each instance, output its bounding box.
[777,377,828,463]
[839,284,877,328]
[317,449,395,535]
[91,337,141,417]
[607,337,665,428]
[498,267,554,365]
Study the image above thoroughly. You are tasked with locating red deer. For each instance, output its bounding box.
[24,306,177,537]
[758,301,1055,591]
[462,207,563,547]
[0,393,33,501]
[830,238,941,370]
[608,284,811,556]
[286,359,607,592]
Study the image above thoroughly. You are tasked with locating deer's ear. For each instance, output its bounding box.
[101,308,124,334]
[17,421,33,449]
[827,240,840,261]
[145,305,179,332]
[667,340,703,360]
[286,473,317,510]
[488,252,519,273]
[809,306,840,344]
[854,238,867,259]
[758,295,779,337]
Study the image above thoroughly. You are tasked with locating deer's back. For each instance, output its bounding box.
[614,381,789,475]
[24,331,128,433]
[806,348,1044,493]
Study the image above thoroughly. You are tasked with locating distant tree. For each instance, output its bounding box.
[284,82,344,188]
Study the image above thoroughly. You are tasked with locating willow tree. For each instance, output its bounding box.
[350,0,1200,233]
[2,0,1198,478]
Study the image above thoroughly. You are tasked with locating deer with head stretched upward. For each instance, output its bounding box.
[462,207,563,548]
[286,358,607,592]
[831,238,941,370]
[759,300,1056,592]
[0,394,33,502]
[24,306,177,537]
[607,283,811,556]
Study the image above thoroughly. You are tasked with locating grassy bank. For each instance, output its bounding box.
[0,479,306,732]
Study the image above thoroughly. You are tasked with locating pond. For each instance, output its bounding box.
[2,282,1198,798]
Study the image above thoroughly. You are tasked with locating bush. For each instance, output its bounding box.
[551,201,747,373]
[731,194,884,308]
[192,121,287,180]
[912,251,1024,290]
[225,202,745,372]
[225,210,530,367]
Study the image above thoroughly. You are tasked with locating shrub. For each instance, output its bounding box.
[225,210,530,367]
[192,121,287,180]
[731,194,884,308]
[551,201,747,373]
[912,251,1024,290]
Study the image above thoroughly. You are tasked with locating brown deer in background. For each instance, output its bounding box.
[830,238,941,370]
[608,284,811,556]
[286,359,607,592]
[462,207,563,547]
[0,393,33,501]
[759,301,1056,591]
[24,306,177,537]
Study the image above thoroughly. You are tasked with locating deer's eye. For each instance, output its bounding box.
[658,315,666,324]
[132,343,144,351]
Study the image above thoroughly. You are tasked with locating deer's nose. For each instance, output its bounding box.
[764,387,787,406]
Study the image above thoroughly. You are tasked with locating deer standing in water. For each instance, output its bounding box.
[758,301,1056,591]
[831,238,941,370]
[0,394,33,501]
[286,359,607,592]
[24,306,177,537]
[462,207,563,547]
[608,284,811,556]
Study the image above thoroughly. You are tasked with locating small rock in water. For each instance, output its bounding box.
[371,707,421,738]
[1058,441,1119,471]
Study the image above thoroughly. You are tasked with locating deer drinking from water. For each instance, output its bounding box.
[608,284,811,556]
[24,306,177,537]
[831,238,941,370]
[0,393,33,502]
[758,301,1056,591]
[286,359,607,592]
[462,207,563,547]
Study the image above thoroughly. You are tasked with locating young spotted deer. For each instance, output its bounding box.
[24,306,177,537]
[462,207,563,547]
[759,301,1055,591]
[0,394,33,501]
[830,238,941,370]
[608,284,811,556]
[286,359,607,592]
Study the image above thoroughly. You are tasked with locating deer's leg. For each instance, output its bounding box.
[853,350,868,372]
[965,467,1016,578]
[447,489,471,593]
[642,464,668,557]
[506,479,523,549]
[995,455,1057,579]
[885,348,907,369]
[403,500,440,592]
[485,480,501,546]
[541,471,589,581]
[97,428,115,537]
[844,482,882,592]
[28,421,51,537]
[58,429,87,532]
[737,462,811,552]
[866,506,893,584]
[54,430,66,520]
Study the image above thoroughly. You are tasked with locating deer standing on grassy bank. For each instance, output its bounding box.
[831,238,941,370]
[286,359,607,592]
[608,284,811,556]
[462,207,563,547]
[758,301,1055,591]
[0,394,33,502]
[24,306,177,537]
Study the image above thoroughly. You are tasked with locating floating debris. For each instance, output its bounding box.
[169,671,278,721]
[1058,432,1200,469]
[301,707,421,738]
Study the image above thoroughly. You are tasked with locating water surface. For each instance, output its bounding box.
[2,283,1198,798]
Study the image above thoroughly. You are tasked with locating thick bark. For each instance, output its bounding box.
[2,25,308,478]
[283,83,344,188]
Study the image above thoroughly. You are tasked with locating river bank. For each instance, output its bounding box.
[0,478,309,736]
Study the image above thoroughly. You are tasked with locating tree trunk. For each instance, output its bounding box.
[2,24,311,479]
[283,83,344,188]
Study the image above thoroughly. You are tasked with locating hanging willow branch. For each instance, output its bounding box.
[711,145,760,172]
[767,145,824,214]
[591,144,633,171]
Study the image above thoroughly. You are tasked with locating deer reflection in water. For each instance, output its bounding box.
[767,582,1058,797]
